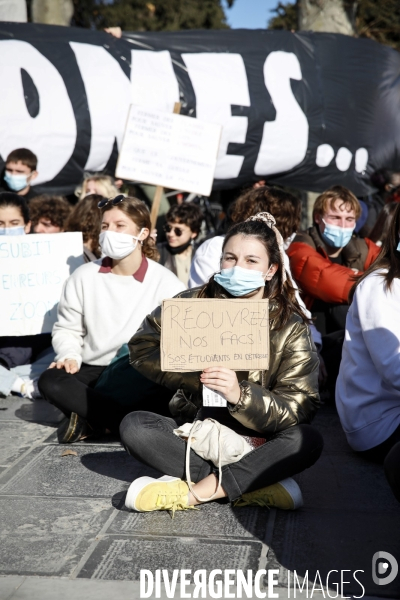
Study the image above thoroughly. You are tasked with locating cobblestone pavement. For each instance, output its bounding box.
[0,395,398,600]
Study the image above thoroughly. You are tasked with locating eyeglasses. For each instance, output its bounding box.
[97,194,125,208]
[163,224,184,236]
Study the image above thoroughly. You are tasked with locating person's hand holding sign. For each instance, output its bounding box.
[200,367,241,405]
[49,359,79,374]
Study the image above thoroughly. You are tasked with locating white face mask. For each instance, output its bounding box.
[99,229,144,260]
[0,225,26,236]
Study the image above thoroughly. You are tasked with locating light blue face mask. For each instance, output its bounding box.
[0,226,26,236]
[214,265,266,297]
[397,242,400,252]
[321,219,354,248]
[4,172,29,192]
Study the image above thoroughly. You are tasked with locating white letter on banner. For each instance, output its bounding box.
[182,53,250,179]
[70,42,131,172]
[0,40,76,185]
[254,51,308,176]
[130,50,180,113]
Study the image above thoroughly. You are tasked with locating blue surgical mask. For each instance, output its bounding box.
[321,219,354,248]
[0,226,26,236]
[396,242,400,252]
[4,171,29,192]
[214,265,266,297]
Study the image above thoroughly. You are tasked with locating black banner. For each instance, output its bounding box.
[0,23,399,196]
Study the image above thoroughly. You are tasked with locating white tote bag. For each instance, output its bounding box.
[173,418,252,502]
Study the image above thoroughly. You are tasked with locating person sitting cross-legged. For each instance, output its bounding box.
[120,213,324,514]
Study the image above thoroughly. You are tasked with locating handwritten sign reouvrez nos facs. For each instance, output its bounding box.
[161,298,269,372]
[116,105,222,197]
[0,232,84,336]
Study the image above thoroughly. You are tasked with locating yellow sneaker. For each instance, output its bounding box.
[125,475,195,516]
[234,478,303,510]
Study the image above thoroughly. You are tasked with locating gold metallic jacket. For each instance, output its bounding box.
[129,288,320,435]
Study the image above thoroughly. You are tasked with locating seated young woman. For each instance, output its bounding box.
[120,213,324,513]
[0,193,52,398]
[336,202,400,503]
[38,196,185,443]
[157,203,203,286]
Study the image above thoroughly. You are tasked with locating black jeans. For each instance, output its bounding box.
[358,424,400,503]
[38,364,172,433]
[120,411,324,501]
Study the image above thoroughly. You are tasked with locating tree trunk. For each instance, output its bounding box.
[31,0,73,26]
[0,0,27,22]
[298,0,357,35]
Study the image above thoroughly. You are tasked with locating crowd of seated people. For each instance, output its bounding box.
[2,145,400,508]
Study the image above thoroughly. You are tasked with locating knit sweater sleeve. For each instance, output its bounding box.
[52,274,85,368]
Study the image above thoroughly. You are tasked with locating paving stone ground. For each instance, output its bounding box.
[0,395,398,600]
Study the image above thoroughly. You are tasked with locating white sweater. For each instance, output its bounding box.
[52,258,186,367]
[336,270,400,451]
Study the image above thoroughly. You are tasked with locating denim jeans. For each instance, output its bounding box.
[120,411,324,501]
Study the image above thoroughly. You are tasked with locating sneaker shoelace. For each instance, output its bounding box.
[234,493,274,508]
[155,493,198,518]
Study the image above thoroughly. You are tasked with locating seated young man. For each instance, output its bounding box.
[0,148,39,202]
[29,195,71,234]
[287,185,380,394]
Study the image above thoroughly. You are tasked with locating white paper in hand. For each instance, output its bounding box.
[202,385,227,407]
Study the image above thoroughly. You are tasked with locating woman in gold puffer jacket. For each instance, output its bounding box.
[120,214,324,514]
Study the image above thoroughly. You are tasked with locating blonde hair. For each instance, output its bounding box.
[76,174,120,201]
[313,185,361,221]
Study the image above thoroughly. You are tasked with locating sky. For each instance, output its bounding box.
[223,0,279,29]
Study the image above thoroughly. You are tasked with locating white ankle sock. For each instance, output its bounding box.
[10,377,25,394]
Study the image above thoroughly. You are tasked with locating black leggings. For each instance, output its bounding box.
[120,411,324,501]
[357,424,400,503]
[38,364,172,433]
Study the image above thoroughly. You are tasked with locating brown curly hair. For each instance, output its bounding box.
[230,187,301,241]
[166,203,204,235]
[29,195,71,230]
[65,194,103,258]
[101,196,159,262]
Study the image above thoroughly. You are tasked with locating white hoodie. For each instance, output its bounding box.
[336,270,400,451]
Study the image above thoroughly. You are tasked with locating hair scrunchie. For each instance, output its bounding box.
[245,212,288,286]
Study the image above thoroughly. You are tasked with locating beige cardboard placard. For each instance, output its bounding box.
[161,298,269,372]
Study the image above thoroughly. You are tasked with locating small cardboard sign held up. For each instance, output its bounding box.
[161,298,269,372]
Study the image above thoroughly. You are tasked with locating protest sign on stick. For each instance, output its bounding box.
[116,104,222,202]
[161,298,269,372]
[149,102,181,229]
[0,232,84,336]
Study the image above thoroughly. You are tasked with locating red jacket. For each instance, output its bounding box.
[287,226,380,309]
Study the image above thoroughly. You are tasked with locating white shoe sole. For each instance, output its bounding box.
[279,477,304,509]
[125,475,180,511]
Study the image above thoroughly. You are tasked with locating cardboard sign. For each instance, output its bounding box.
[0,232,84,336]
[161,298,269,372]
[116,104,221,196]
